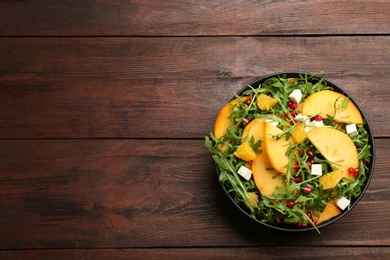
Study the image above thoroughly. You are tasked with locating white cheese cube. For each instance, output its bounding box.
[265,119,278,126]
[336,196,351,210]
[311,164,322,176]
[237,165,252,181]
[309,120,324,127]
[304,120,324,132]
[289,89,303,104]
[295,114,310,125]
[346,124,358,137]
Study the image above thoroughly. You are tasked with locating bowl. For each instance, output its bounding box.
[211,72,375,232]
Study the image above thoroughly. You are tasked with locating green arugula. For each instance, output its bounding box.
[205,73,372,234]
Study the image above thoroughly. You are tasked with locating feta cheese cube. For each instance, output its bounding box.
[289,89,303,104]
[237,165,252,181]
[309,120,324,127]
[336,196,351,210]
[311,164,322,176]
[346,124,358,137]
[295,114,310,125]
[305,120,324,132]
[265,119,278,126]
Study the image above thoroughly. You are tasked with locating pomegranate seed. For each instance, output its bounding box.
[363,160,368,166]
[296,222,303,228]
[348,167,355,176]
[353,168,360,177]
[307,211,313,219]
[283,113,290,119]
[244,99,251,105]
[287,201,294,208]
[287,102,293,108]
[307,150,314,158]
[303,187,312,194]
[290,119,299,125]
[242,118,250,124]
[312,219,317,226]
[290,110,296,116]
[306,161,312,168]
[295,176,302,183]
[247,160,253,164]
[315,115,323,121]
[290,103,298,109]
[292,164,300,171]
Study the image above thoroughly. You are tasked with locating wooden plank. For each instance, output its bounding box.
[0,36,389,139]
[1,247,390,259]
[0,139,388,249]
[0,0,389,36]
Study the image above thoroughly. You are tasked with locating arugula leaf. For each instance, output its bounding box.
[342,97,350,111]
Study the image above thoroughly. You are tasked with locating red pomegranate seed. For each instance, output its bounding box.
[315,115,323,121]
[296,222,303,228]
[290,119,299,125]
[348,167,354,176]
[312,219,317,226]
[244,99,251,105]
[292,164,300,171]
[287,201,294,208]
[287,102,293,108]
[303,187,312,194]
[284,113,290,119]
[290,103,298,109]
[290,110,296,116]
[242,118,250,124]
[307,150,314,158]
[306,161,312,168]
[307,211,313,219]
[363,160,368,166]
[295,176,302,183]
[353,168,360,176]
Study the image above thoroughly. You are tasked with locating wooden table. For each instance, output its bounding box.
[1,1,389,259]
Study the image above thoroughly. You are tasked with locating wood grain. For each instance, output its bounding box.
[1,247,390,259]
[0,0,389,36]
[0,139,388,249]
[1,0,389,257]
[1,36,389,139]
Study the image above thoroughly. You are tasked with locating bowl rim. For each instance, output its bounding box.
[216,71,376,232]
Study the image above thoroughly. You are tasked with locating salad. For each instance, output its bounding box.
[205,72,373,233]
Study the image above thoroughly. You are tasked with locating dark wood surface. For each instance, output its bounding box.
[1,1,389,259]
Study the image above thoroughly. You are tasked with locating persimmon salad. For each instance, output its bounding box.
[205,73,372,232]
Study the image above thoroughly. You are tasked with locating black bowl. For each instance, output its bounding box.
[216,72,375,232]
